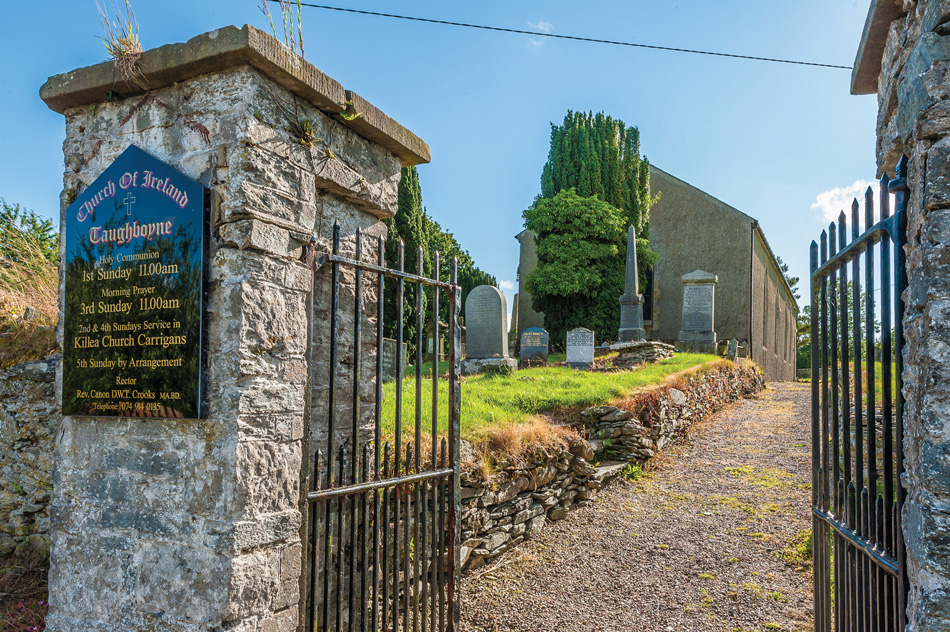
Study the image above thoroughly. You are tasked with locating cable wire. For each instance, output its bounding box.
[285,2,853,70]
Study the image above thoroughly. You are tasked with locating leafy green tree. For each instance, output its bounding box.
[529,111,658,341]
[524,189,655,345]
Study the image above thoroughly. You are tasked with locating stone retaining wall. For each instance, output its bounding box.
[0,356,58,556]
[459,362,764,569]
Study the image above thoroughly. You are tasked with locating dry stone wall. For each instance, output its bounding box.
[459,363,764,569]
[0,356,58,555]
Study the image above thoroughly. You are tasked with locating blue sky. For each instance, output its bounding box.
[1,1,878,314]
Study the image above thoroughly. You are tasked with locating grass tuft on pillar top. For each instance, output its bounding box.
[96,0,146,88]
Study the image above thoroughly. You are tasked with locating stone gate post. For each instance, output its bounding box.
[40,25,428,631]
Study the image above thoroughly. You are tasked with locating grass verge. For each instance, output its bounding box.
[381,353,726,472]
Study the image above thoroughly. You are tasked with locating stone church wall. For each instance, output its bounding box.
[750,228,797,382]
[647,167,755,346]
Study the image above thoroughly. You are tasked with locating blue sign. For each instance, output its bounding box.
[62,145,205,418]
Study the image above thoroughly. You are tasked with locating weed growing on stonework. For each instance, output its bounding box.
[260,0,305,58]
[621,462,643,481]
[96,0,145,87]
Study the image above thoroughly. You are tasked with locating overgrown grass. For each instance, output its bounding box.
[383,353,718,442]
[380,354,723,472]
[96,0,144,85]
[0,217,58,368]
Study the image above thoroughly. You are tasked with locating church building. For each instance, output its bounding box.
[515,166,798,381]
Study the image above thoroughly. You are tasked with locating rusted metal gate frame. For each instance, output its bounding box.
[302,222,462,632]
[809,156,909,632]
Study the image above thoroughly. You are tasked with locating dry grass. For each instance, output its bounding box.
[96,0,145,86]
[471,417,581,473]
[0,220,58,368]
[0,552,49,631]
[260,0,306,58]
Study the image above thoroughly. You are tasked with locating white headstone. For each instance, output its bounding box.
[566,327,595,369]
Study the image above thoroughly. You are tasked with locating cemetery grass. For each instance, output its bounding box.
[381,353,720,467]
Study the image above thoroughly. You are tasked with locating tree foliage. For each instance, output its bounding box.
[1,199,58,265]
[775,256,801,302]
[528,111,658,344]
[383,167,495,354]
[524,190,655,345]
[540,110,653,237]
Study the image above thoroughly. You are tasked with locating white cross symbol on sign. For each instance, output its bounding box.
[123,193,136,216]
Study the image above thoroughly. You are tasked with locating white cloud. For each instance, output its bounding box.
[499,280,516,291]
[528,20,554,33]
[811,180,895,225]
[526,20,553,47]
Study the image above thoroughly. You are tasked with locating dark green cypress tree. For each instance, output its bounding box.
[526,111,659,340]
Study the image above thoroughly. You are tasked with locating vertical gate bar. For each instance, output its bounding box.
[839,211,852,521]
[350,231,363,632]
[851,199,865,526]
[810,239,824,632]
[403,444,413,632]
[446,259,461,632]
[361,444,371,632]
[820,230,830,514]
[329,222,341,483]
[439,440,448,632]
[829,222,841,518]
[382,446,391,632]
[864,187,878,547]
[432,252,441,466]
[354,229,363,476]
[413,250,424,632]
[864,188,879,632]
[373,238,385,632]
[324,222,342,632]
[849,199,868,632]
[309,450,323,632]
[394,243,405,632]
[890,156,909,630]
[820,231,832,632]
[879,174,895,561]
[337,448,347,632]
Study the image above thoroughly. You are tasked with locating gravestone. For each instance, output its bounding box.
[62,145,205,419]
[618,225,646,342]
[566,327,595,370]
[519,327,549,366]
[726,339,739,361]
[381,338,408,383]
[675,270,718,354]
[462,285,517,374]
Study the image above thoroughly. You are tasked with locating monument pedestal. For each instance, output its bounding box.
[675,270,719,355]
[618,295,646,342]
[461,357,517,376]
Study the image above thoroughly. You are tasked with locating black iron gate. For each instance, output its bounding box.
[809,156,908,632]
[303,222,461,632]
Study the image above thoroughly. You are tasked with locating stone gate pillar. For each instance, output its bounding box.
[40,25,428,631]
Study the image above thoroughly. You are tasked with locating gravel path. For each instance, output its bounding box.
[460,382,814,632]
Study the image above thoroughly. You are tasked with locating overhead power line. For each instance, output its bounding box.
[285,2,852,70]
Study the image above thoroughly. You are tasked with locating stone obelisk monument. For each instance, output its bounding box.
[618,225,646,342]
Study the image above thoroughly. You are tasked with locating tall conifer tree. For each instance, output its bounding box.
[529,111,658,343]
